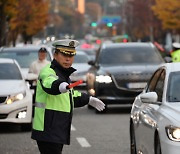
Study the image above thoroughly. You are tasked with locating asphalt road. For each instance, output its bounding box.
[0,106,131,154]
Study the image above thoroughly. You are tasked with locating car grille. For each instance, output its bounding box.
[112,72,152,81]
[0,97,7,104]
[111,72,152,90]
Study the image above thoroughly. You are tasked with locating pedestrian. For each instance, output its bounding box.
[28,47,50,104]
[29,47,50,76]
[171,42,180,62]
[31,39,105,154]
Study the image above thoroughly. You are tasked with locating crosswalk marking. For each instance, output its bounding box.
[76,137,91,147]
[71,124,91,148]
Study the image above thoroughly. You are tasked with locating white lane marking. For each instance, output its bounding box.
[71,124,76,131]
[76,137,91,147]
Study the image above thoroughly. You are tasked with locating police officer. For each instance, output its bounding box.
[171,42,180,62]
[31,39,105,154]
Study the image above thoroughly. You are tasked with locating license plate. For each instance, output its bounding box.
[128,82,147,89]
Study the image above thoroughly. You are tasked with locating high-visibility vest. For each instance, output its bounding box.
[171,49,180,62]
[32,64,81,131]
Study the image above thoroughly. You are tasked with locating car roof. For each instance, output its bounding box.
[0,45,53,62]
[0,45,50,52]
[102,42,154,49]
[0,58,16,64]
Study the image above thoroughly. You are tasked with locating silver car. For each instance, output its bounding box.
[0,58,32,131]
[130,63,180,154]
[0,45,53,78]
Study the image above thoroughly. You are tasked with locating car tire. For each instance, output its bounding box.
[155,134,162,154]
[130,123,137,154]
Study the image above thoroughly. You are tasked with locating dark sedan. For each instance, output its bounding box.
[86,42,165,112]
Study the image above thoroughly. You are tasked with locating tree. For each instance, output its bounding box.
[53,3,84,37]
[152,0,180,32]
[0,0,17,46]
[125,0,163,42]
[86,2,102,21]
[9,0,49,44]
[48,14,63,37]
[46,0,84,38]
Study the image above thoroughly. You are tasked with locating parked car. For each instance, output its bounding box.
[86,42,165,112]
[130,62,180,154]
[70,51,90,91]
[0,45,53,79]
[0,58,32,131]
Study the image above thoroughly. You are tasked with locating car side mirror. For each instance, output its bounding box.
[140,92,160,104]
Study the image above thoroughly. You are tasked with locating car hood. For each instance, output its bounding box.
[0,80,26,96]
[99,64,161,75]
[161,103,180,123]
[21,68,29,79]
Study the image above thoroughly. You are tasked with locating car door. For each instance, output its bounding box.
[135,68,165,154]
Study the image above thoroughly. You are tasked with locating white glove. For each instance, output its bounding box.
[88,96,105,111]
[59,82,69,93]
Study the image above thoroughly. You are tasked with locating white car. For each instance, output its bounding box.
[130,62,180,154]
[0,58,32,131]
[0,45,53,104]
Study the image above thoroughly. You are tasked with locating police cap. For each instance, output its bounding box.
[52,39,79,56]
[173,42,180,49]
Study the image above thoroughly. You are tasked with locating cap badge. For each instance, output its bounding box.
[69,41,75,47]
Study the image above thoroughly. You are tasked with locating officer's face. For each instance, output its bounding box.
[54,52,74,69]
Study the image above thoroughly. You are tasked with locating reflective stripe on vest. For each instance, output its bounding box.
[35,102,46,109]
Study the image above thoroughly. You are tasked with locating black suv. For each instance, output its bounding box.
[86,42,165,112]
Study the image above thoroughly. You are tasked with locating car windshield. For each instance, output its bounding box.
[0,63,22,80]
[98,46,163,65]
[0,49,51,68]
[167,72,180,102]
[74,54,89,63]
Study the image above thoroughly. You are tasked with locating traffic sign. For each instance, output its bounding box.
[101,16,121,24]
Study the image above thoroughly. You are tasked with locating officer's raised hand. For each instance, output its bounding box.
[88,96,105,111]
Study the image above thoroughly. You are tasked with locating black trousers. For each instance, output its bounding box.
[37,141,64,154]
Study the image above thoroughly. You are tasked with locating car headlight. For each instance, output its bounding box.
[6,93,25,105]
[96,75,112,83]
[166,125,180,142]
